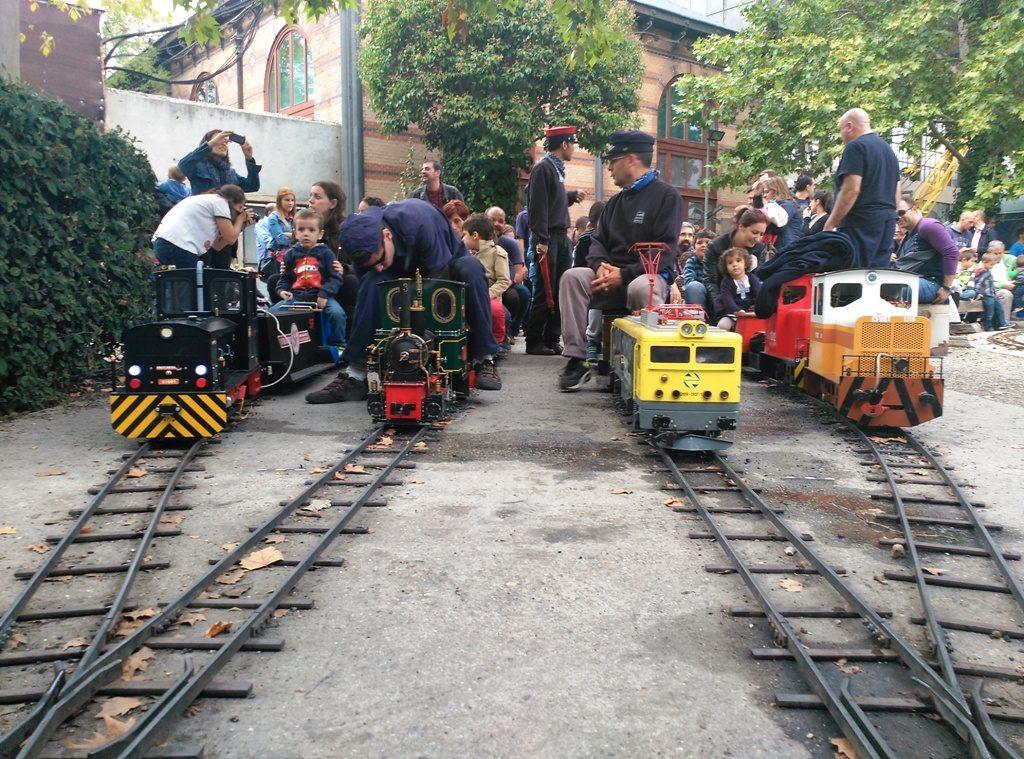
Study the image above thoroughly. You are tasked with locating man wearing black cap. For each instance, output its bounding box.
[525,125,586,356]
[557,130,682,391]
[304,199,502,403]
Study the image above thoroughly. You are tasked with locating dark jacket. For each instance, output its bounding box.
[703,232,768,308]
[775,199,803,254]
[716,273,762,315]
[967,226,997,257]
[277,243,343,300]
[527,156,583,243]
[753,231,860,318]
[572,229,594,268]
[409,183,464,206]
[380,199,467,277]
[585,178,682,310]
[803,214,827,236]
[178,142,261,195]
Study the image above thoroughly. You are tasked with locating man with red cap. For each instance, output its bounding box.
[525,125,586,355]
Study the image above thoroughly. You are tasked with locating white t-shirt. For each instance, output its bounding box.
[153,194,231,256]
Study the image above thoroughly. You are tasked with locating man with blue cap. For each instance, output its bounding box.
[305,199,502,403]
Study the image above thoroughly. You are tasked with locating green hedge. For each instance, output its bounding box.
[0,79,158,414]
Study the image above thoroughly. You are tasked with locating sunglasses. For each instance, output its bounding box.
[897,209,908,217]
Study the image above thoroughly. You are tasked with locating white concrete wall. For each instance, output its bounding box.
[104,88,343,202]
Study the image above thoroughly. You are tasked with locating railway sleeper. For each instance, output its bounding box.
[206,558,346,568]
[14,560,169,579]
[883,570,1010,594]
[873,514,1002,530]
[69,503,193,517]
[87,484,197,495]
[0,636,283,666]
[910,616,1024,640]
[870,494,985,507]
[106,464,206,475]
[663,484,763,493]
[775,693,1024,723]
[877,537,1020,560]
[672,506,785,515]
[706,563,846,575]
[0,679,252,705]
[865,474,966,486]
[689,531,813,541]
[248,525,369,535]
[44,528,182,544]
[752,647,897,662]
[279,499,387,508]
[12,597,314,622]
[731,606,892,619]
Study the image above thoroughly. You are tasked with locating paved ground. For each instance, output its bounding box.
[1,337,1022,758]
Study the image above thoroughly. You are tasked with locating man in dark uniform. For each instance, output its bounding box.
[558,130,682,391]
[525,125,586,355]
[305,199,501,403]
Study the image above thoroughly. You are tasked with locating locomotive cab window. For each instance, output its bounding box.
[829,282,862,308]
[650,346,691,363]
[695,346,735,364]
[159,279,197,314]
[813,284,824,315]
[431,288,456,324]
[880,282,912,308]
[209,279,242,313]
[782,285,807,305]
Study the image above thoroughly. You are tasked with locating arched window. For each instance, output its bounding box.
[656,85,704,143]
[190,75,218,104]
[656,79,719,228]
[266,27,314,117]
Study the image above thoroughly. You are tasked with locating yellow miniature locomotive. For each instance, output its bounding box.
[610,304,742,451]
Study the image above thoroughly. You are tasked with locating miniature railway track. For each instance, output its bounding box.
[987,328,1024,352]
[847,424,1024,756]
[0,425,427,758]
[657,446,996,758]
[0,441,205,748]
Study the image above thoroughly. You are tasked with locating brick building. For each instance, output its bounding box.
[155,0,746,225]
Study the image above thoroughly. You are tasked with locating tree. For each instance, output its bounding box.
[671,0,1024,214]
[102,5,173,95]
[359,0,642,210]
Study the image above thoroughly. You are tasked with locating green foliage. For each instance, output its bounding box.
[673,0,1024,213]
[359,0,642,210]
[0,80,157,414]
[102,4,173,95]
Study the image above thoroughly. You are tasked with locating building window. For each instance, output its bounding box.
[266,27,314,117]
[656,80,718,229]
[657,154,703,190]
[656,85,705,144]
[190,75,218,104]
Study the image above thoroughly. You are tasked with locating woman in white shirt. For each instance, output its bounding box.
[152,184,250,269]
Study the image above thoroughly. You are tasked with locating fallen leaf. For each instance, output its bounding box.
[114,620,140,637]
[34,467,66,477]
[3,632,28,651]
[836,658,861,675]
[413,441,428,450]
[272,608,289,619]
[263,535,287,544]
[125,468,147,479]
[868,435,903,444]
[123,608,156,621]
[159,514,184,526]
[306,499,331,512]
[204,620,233,638]
[611,488,633,495]
[121,647,155,680]
[891,543,906,559]
[779,578,804,592]
[922,566,945,576]
[185,703,202,718]
[27,542,51,554]
[0,526,17,536]
[62,636,90,650]
[80,524,94,534]
[909,469,932,477]
[663,498,686,507]
[343,464,367,474]
[68,716,137,750]
[221,542,240,552]
[370,435,394,449]
[610,436,624,441]
[175,612,206,627]
[220,583,250,598]
[873,574,889,585]
[784,546,796,556]
[332,472,348,481]
[385,428,397,435]
[830,736,858,759]
[216,568,248,585]
[310,467,325,474]
[96,696,143,720]
[238,547,284,571]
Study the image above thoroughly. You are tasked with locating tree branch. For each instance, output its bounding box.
[927,121,974,172]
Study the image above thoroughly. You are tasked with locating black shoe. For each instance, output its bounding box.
[547,342,563,355]
[526,343,556,356]
[475,359,502,391]
[559,358,592,392]
[305,372,368,403]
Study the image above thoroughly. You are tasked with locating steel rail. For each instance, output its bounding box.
[11,425,398,758]
[658,449,886,759]
[0,443,151,645]
[707,449,992,758]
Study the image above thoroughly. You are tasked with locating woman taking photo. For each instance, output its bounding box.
[152,184,251,269]
[703,207,769,315]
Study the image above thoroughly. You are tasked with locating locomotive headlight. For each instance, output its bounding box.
[160,327,174,339]
[695,323,708,336]
[680,322,694,336]
[128,365,142,377]
[720,390,730,400]
[195,364,208,376]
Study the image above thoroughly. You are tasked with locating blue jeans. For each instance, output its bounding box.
[1013,285,1024,314]
[272,296,346,348]
[342,254,500,369]
[153,237,200,269]
[684,281,708,309]
[508,282,532,336]
[983,294,1007,330]
[918,277,946,304]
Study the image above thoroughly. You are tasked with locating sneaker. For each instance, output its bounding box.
[493,345,510,362]
[559,358,592,392]
[526,342,556,356]
[586,340,599,363]
[305,372,368,403]
[547,342,564,355]
[474,360,502,391]
[997,324,1014,331]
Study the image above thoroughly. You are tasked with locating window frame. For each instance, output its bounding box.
[264,25,314,118]
[189,74,218,104]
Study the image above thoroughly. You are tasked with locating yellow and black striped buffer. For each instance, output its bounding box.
[109,393,228,439]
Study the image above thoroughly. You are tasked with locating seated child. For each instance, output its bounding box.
[714,247,762,331]
[679,228,713,310]
[954,248,978,301]
[272,208,346,348]
[1014,254,1024,318]
[971,251,1010,331]
[462,214,511,345]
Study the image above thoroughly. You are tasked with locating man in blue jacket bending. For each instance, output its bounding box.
[305,199,503,403]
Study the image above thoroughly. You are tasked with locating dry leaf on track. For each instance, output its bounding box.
[176,612,206,627]
[835,658,861,675]
[413,441,428,450]
[96,697,143,720]
[239,547,284,571]
[204,620,233,638]
[306,499,331,512]
[159,514,184,526]
[333,472,348,481]
[68,716,137,750]
[611,488,633,495]
[922,566,945,576]
[272,608,289,619]
[34,467,66,477]
[27,543,51,554]
[62,636,90,650]
[343,464,367,474]
[663,498,685,507]
[3,633,28,651]
[779,578,804,592]
[0,526,17,536]
[221,542,240,552]
[263,535,287,544]
[121,647,155,680]
[310,467,325,474]
[830,736,858,759]
[217,568,248,585]
[123,608,157,621]
[125,468,148,479]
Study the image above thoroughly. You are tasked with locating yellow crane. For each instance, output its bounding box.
[912,147,964,216]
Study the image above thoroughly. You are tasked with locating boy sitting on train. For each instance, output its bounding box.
[953,249,978,302]
[272,208,346,349]
[714,247,762,331]
[678,228,713,310]
[971,251,1010,331]
[462,214,512,348]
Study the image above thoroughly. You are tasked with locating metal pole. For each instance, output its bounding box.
[0,0,19,82]
[340,8,365,213]
[594,156,603,202]
[702,101,710,225]
[234,32,244,108]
